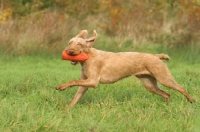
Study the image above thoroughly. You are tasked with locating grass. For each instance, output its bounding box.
[0,52,200,132]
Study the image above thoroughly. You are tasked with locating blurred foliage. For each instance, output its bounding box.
[0,0,200,55]
[99,0,200,46]
[55,0,102,18]
[1,0,101,18]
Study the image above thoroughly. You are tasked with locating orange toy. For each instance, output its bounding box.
[62,50,89,62]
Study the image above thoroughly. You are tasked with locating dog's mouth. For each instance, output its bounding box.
[67,53,77,56]
[66,50,81,56]
[71,61,78,65]
[68,53,79,65]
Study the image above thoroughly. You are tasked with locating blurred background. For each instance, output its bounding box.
[0,0,200,55]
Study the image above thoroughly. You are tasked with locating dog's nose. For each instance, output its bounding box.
[67,50,75,55]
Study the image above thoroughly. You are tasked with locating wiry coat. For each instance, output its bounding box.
[56,30,195,107]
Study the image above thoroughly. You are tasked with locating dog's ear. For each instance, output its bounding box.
[86,30,98,47]
[76,30,88,39]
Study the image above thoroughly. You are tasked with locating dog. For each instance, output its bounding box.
[56,30,195,107]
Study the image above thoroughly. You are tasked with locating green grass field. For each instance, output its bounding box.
[0,52,200,132]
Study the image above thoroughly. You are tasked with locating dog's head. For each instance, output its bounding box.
[65,30,98,56]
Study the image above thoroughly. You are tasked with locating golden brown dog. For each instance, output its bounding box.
[56,30,195,107]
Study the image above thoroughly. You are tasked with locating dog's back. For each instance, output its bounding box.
[81,48,169,84]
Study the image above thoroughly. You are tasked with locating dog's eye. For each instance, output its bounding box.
[77,43,82,46]
[68,41,72,45]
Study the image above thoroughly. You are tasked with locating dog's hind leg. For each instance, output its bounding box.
[150,65,196,103]
[69,86,88,107]
[136,75,170,102]
[155,74,195,103]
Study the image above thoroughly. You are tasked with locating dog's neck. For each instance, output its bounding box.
[85,48,96,56]
[79,48,97,66]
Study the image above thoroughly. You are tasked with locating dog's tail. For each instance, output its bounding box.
[155,53,170,61]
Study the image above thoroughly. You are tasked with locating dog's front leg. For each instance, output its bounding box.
[69,86,88,107]
[56,79,99,90]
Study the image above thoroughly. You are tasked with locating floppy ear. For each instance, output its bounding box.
[85,30,98,47]
[76,30,88,39]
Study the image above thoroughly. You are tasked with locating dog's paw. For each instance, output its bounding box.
[189,98,196,103]
[55,85,66,91]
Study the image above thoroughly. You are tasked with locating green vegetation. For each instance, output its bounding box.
[0,49,200,131]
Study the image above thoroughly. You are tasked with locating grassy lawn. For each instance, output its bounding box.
[0,54,200,132]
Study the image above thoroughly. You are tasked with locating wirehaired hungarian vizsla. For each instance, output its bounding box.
[56,30,195,107]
